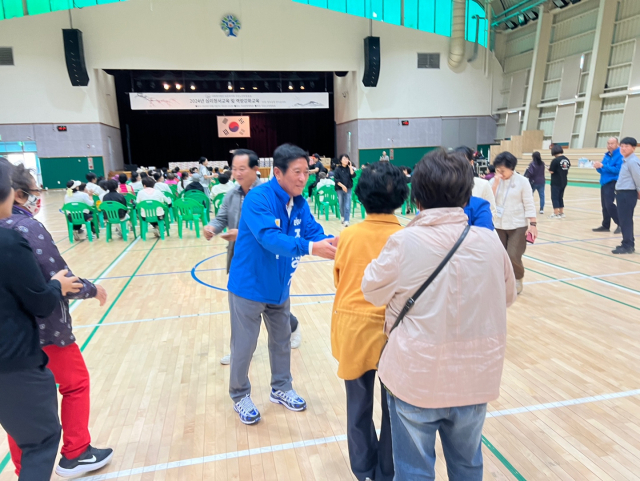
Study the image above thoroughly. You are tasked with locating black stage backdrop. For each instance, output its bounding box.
[111,72,336,168]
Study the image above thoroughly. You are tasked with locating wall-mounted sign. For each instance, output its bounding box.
[221,15,241,37]
[129,92,329,111]
[88,157,94,170]
[217,116,250,138]
[401,120,409,126]
[57,126,67,132]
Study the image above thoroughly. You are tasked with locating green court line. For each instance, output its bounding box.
[549,241,640,267]
[0,240,157,476]
[482,436,527,481]
[79,239,159,351]
[60,240,83,255]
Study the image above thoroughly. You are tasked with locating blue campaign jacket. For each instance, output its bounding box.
[597,147,623,185]
[227,177,331,304]
[464,196,494,230]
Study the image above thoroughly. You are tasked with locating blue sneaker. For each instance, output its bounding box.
[234,395,261,425]
[270,388,307,412]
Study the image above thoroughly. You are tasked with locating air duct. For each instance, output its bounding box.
[448,0,466,69]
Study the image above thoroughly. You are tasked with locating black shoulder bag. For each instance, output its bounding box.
[379,225,471,362]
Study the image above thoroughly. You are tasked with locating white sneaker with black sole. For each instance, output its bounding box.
[55,445,114,478]
[291,325,302,349]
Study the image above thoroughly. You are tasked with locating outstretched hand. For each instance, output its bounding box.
[312,239,337,260]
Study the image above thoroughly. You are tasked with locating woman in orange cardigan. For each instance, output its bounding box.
[331,162,409,481]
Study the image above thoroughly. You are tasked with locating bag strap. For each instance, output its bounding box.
[387,224,471,337]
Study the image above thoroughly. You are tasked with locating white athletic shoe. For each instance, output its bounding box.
[220,354,231,365]
[516,279,523,295]
[152,226,161,238]
[343,222,350,227]
[560,213,566,218]
[549,214,560,219]
[73,230,81,242]
[291,325,302,349]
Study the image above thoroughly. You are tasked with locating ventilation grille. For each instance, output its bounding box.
[0,48,14,66]
[418,53,440,69]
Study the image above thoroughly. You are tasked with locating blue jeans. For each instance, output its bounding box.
[387,393,486,481]
[532,183,545,212]
[337,189,352,223]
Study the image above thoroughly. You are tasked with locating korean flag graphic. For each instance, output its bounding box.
[217,116,251,138]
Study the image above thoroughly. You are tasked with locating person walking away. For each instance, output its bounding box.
[455,146,496,215]
[490,152,537,295]
[612,137,640,254]
[362,149,517,481]
[549,144,571,218]
[2,164,113,478]
[524,151,547,214]
[198,157,214,196]
[332,162,409,481]
[334,154,356,227]
[226,144,337,425]
[0,158,85,481]
[593,137,623,234]
[203,149,303,365]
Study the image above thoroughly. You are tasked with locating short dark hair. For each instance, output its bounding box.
[233,149,259,168]
[620,136,638,147]
[140,172,148,179]
[106,179,119,192]
[142,177,155,188]
[355,162,408,214]
[551,144,564,156]
[487,164,495,173]
[153,172,163,181]
[198,157,208,164]
[130,172,139,182]
[411,149,473,210]
[273,144,309,173]
[311,153,320,160]
[98,180,108,191]
[167,172,176,180]
[218,173,230,184]
[86,172,97,182]
[0,158,13,204]
[78,183,88,192]
[454,146,474,162]
[11,162,35,196]
[493,151,518,170]
[339,154,350,161]
[118,173,128,184]
[190,167,198,173]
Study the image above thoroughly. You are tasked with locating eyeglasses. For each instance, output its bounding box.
[21,188,42,196]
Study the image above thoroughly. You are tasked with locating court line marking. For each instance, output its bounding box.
[76,382,640,481]
[524,269,640,286]
[73,300,335,329]
[525,255,640,297]
[69,238,141,314]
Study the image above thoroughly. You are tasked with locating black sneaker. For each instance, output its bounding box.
[55,445,114,478]
[612,246,635,255]
[592,226,609,232]
[614,226,622,234]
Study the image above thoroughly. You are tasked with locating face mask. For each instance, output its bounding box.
[21,192,41,216]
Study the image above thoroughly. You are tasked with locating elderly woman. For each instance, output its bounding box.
[490,151,538,294]
[362,149,516,481]
[332,162,409,481]
[1,163,114,478]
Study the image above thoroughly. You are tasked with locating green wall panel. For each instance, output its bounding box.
[2,0,24,19]
[358,147,437,168]
[49,0,72,12]
[40,157,104,190]
[26,0,51,15]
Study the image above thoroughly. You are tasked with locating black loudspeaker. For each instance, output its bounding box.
[362,36,380,87]
[63,29,89,87]
[335,71,348,77]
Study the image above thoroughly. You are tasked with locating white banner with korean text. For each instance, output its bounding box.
[129,92,329,110]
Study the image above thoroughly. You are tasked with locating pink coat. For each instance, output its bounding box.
[362,208,516,409]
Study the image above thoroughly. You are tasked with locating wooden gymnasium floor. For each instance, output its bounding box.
[1,183,640,481]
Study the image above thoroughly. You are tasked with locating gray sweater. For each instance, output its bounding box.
[208,178,262,273]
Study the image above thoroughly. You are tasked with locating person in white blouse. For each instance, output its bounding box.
[489,152,537,295]
[84,173,106,199]
[64,181,95,241]
[136,177,167,237]
[152,172,173,205]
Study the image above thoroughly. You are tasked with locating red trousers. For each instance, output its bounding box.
[8,343,91,475]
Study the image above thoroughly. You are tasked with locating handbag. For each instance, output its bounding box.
[379,225,471,364]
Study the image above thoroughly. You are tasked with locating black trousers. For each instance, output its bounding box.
[616,190,638,250]
[345,370,394,481]
[308,179,319,198]
[601,180,619,229]
[0,366,61,480]
[551,184,566,209]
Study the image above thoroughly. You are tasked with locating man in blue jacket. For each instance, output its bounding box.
[227,143,337,425]
[593,137,623,233]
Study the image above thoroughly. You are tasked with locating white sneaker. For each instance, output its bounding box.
[220,354,231,365]
[114,225,122,238]
[343,222,350,227]
[291,325,302,349]
[77,229,87,240]
[560,213,566,218]
[549,214,560,219]
[539,210,544,215]
[516,279,523,295]
[152,226,160,238]
[73,230,81,241]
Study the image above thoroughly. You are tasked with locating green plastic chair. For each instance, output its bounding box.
[162,191,177,223]
[302,176,316,200]
[351,190,366,219]
[174,198,202,239]
[184,191,211,223]
[136,200,170,240]
[401,185,417,215]
[315,186,339,221]
[100,201,136,242]
[124,193,138,229]
[92,195,105,228]
[212,193,226,215]
[61,203,94,243]
[184,198,208,228]
[169,184,178,196]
